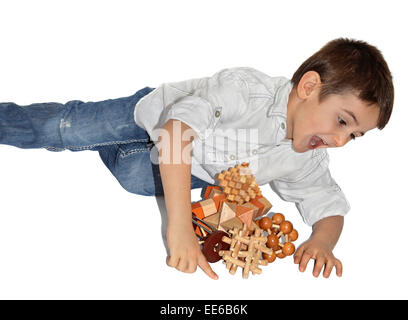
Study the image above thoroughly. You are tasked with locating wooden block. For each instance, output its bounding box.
[219,201,237,224]
[255,197,272,215]
[215,173,225,181]
[208,188,222,199]
[203,212,221,230]
[212,193,227,211]
[203,185,222,199]
[239,189,248,197]
[239,176,247,184]
[228,180,236,188]
[231,188,239,195]
[249,197,266,218]
[199,198,217,217]
[227,194,235,202]
[220,217,244,231]
[219,179,229,188]
[192,202,205,219]
[232,174,240,182]
[223,186,231,194]
[241,202,259,217]
[236,205,255,229]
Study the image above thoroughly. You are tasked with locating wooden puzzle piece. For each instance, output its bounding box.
[218,225,272,279]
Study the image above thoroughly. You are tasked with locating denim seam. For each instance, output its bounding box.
[117,146,150,158]
[44,138,150,152]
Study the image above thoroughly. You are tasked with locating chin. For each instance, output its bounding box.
[291,142,308,153]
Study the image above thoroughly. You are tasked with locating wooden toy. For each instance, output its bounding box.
[202,230,231,263]
[193,216,230,263]
[257,213,298,261]
[218,225,273,279]
[215,163,263,205]
[203,185,222,199]
[192,163,272,236]
[191,162,299,277]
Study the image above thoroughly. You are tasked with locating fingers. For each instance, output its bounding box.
[313,255,325,277]
[167,252,218,280]
[298,251,312,273]
[334,258,343,277]
[322,260,334,278]
[167,255,180,268]
[198,254,218,280]
[167,255,194,273]
[293,246,304,265]
[294,247,343,278]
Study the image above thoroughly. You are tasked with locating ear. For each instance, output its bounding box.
[297,71,321,100]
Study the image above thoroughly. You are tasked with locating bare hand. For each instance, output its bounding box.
[166,222,218,280]
[294,238,343,278]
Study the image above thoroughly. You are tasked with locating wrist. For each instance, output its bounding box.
[167,217,194,231]
[309,233,335,251]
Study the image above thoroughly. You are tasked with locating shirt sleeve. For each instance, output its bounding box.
[156,68,249,140]
[269,153,351,226]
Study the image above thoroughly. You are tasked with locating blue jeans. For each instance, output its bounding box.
[0,87,213,196]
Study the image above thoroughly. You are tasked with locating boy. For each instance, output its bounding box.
[0,38,393,279]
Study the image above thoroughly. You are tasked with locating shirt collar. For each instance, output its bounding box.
[266,78,293,118]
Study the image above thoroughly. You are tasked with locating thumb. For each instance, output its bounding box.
[198,253,218,280]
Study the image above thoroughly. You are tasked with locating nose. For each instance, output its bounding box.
[333,134,348,147]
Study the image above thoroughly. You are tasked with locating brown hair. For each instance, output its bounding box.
[291,38,394,129]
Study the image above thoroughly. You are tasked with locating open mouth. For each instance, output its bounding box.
[308,135,328,149]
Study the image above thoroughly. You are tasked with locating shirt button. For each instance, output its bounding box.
[215,110,221,118]
[281,122,286,129]
[229,154,236,160]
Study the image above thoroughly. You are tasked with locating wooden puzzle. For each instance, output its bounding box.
[191,163,272,238]
[191,162,299,279]
[218,225,272,279]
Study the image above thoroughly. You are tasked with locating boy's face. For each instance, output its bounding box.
[286,71,380,153]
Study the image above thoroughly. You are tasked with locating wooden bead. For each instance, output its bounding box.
[272,213,285,224]
[282,242,295,256]
[262,251,276,263]
[259,217,272,230]
[276,252,286,259]
[288,229,298,241]
[270,227,279,235]
[266,234,280,250]
[280,221,293,234]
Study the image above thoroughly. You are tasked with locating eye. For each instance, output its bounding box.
[339,116,356,140]
[338,116,347,126]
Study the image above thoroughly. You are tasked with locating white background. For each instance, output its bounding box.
[0,0,406,299]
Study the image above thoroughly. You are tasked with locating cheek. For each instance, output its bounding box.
[294,112,319,135]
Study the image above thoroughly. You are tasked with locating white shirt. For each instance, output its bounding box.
[133,67,350,226]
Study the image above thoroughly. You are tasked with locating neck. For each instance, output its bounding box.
[285,88,296,140]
